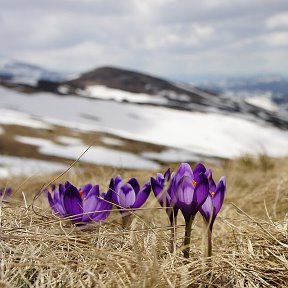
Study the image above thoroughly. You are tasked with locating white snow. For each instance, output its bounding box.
[244,95,279,112]
[40,145,160,170]
[0,155,67,178]
[0,59,65,86]
[14,135,52,147]
[101,137,124,146]
[85,85,167,104]
[14,135,160,170]
[0,108,51,129]
[57,85,70,94]
[1,86,288,160]
[224,90,279,112]
[142,149,202,162]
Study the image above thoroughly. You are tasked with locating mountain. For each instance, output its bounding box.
[0,59,67,92]
[1,60,288,129]
[1,60,288,168]
[198,75,288,110]
[65,66,210,100]
[61,67,288,129]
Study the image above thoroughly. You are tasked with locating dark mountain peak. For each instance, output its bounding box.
[67,65,182,95]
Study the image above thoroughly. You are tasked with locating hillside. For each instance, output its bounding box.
[65,66,210,102]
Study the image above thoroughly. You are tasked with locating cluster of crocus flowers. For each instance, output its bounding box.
[47,181,112,224]
[47,162,226,258]
[151,163,226,258]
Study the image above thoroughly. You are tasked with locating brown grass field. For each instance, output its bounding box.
[0,155,287,287]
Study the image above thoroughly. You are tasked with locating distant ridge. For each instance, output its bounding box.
[65,66,213,101]
[1,59,288,129]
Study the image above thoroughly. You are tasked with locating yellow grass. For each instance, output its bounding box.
[0,156,287,287]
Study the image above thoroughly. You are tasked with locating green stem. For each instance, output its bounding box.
[170,214,177,254]
[207,227,212,258]
[183,215,195,259]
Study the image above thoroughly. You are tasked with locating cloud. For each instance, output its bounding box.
[0,0,287,80]
[262,32,288,46]
[266,12,288,29]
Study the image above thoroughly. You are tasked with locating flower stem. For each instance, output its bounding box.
[207,226,212,258]
[183,215,195,258]
[122,214,131,229]
[169,213,177,254]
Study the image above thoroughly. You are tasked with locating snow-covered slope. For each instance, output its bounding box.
[0,59,66,86]
[198,75,288,112]
[1,86,288,160]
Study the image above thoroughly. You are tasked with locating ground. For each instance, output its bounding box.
[0,155,287,287]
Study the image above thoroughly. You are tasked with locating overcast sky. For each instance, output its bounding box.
[1,0,288,81]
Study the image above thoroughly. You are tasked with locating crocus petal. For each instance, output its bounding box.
[205,169,216,192]
[52,186,67,215]
[213,176,226,215]
[156,173,165,185]
[108,177,118,204]
[0,187,12,201]
[151,177,165,206]
[164,168,171,181]
[92,192,113,221]
[133,181,151,208]
[82,185,100,222]
[199,194,213,223]
[64,181,71,189]
[117,183,136,208]
[177,176,194,206]
[58,184,65,203]
[4,187,12,197]
[167,175,180,205]
[193,163,207,182]
[176,176,195,222]
[192,173,209,212]
[79,183,93,198]
[128,178,140,194]
[114,175,122,189]
[47,191,58,213]
[63,184,83,221]
[49,187,66,216]
[175,163,193,183]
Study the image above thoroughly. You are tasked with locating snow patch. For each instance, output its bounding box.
[1,86,288,159]
[0,108,51,129]
[0,155,67,178]
[244,95,279,112]
[14,135,52,147]
[101,137,124,146]
[56,136,83,145]
[85,85,167,104]
[142,149,202,162]
[15,135,159,170]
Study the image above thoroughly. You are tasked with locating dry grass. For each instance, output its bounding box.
[0,156,288,287]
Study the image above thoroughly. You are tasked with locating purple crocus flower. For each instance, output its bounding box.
[109,175,151,227]
[199,170,226,231]
[0,186,12,202]
[176,163,209,223]
[151,168,179,225]
[109,175,151,211]
[172,162,209,258]
[47,181,112,224]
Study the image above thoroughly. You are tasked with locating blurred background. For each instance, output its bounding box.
[0,0,288,177]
